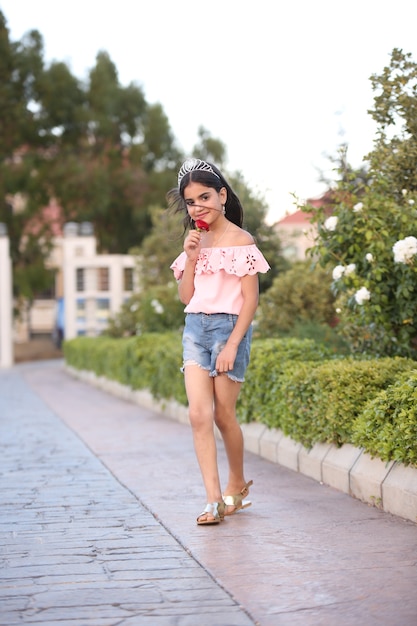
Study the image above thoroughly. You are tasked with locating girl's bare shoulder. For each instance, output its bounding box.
[229,225,255,246]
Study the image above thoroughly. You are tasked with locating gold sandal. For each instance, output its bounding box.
[196,501,225,525]
[223,480,253,516]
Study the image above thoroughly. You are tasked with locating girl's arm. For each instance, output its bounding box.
[215,273,259,373]
[177,230,201,304]
[178,257,197,304]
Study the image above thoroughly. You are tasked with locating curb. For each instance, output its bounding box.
[66,365,417,525]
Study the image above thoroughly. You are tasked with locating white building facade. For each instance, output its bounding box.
[61,222,136,340]
[0,225,13,366]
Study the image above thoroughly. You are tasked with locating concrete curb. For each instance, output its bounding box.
[66,365,417,525]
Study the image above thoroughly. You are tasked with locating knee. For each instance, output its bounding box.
[214,409,235,432]
[189,407,213,432]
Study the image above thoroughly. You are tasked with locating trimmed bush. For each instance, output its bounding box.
[276,357,415,448]
[352,370,417,466]
[237,338,335,425]
[63,333,187,406]
[64,333,417,466]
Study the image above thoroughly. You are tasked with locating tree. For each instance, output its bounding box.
[367,48,417,196]
[192,126,227,166]
[0,14,181,263]
[256,261,338,337]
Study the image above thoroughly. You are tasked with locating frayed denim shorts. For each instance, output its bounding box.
[182,313,253,383]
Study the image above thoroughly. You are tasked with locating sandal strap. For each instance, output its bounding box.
[223,480,253,505]
[197,501,225,522]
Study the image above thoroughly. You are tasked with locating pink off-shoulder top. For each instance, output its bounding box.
[170,244,270,315]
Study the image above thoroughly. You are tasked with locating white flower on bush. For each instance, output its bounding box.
[336,307,342,314]
[332,265,345,280]
[354,287,371,305]
[402,189,408,196]
[151,299,164,314]
[130,303,139,312]
[323,216,338,231]
[409,199,415,205]
[365,253,374,262]
[392,236,417,264]
[353,202,363,212]
[345,263,356,276]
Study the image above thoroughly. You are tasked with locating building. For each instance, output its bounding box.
[60,222,136,340]
[274,190,336,261]
[15,216,137,342]
[0,225,13,366]
[274,209,317,261]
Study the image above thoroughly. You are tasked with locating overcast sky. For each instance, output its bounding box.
[2,0,417,223]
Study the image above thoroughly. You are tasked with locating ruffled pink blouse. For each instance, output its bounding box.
[170,245,270,314]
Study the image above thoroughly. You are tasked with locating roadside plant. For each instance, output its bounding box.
[300,48,417,359]
[302,187,417,358]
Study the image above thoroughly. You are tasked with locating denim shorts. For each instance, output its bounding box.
[182,313,253,383]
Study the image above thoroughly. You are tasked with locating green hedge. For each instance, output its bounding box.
[63,333,417,467]
[352,370,417,466]
[237,337,335,425]
[63,333,187,405]
[276,357,415,448]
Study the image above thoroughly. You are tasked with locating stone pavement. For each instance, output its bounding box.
[1,360,417,626]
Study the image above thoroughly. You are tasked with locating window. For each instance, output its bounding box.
[76,268,85,291]
[123,267,133,291]
[96,298,110,312]
[76,298,86,324]
[97,267,110,291]
[96,298,110,325]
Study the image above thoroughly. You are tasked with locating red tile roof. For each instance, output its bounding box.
[277,210,314,225]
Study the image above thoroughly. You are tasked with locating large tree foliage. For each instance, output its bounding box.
[0,13,181,243]
[301,48,417,359]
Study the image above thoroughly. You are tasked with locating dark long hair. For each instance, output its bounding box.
[167,161,244,231]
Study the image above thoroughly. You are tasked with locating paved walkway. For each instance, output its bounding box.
[1,360,417,626]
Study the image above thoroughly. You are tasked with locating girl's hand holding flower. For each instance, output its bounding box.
[184,220,209,262]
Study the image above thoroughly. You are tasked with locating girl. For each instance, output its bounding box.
[169,158,270,525]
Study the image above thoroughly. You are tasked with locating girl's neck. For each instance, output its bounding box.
[208,219,230,247]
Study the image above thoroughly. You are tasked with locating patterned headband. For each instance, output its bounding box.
[177,158,221,186]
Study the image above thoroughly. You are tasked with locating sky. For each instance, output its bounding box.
[2,0,417,223]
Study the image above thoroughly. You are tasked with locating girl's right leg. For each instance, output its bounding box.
[184,364,223,522]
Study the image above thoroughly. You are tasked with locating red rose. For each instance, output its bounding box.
[195,219,210,232]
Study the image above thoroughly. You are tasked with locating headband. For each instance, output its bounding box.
[177,158,221,186]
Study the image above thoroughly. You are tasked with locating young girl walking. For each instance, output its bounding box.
[169,158,270,525]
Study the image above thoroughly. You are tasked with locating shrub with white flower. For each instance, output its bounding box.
[392,236,417,264]
[151,298,164,314]
[354,287,371,305]
[332,265,345,280]
[323,216,338,231]
[297,139,417,358]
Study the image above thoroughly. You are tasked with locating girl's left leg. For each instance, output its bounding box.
[213,374,251,510]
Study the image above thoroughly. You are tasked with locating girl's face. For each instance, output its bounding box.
[183,182,227,225]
